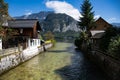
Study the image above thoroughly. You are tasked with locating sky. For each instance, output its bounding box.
[4,0,120,23]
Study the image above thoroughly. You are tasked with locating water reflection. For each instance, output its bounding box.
[55,49,108,80]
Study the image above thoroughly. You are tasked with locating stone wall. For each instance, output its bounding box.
[88,51,120,80]
[0,53,21,74]
[0,47,19,55]
[81,44,120,80]
[0,43,53,75]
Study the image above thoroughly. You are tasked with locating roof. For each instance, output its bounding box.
[92,32,104,39]
[8,19,39,28]
[91,17,112,30]
[96,17,112,26]
[91,30,105,36]
[96,17,108,23]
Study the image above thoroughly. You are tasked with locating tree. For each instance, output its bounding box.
[79,0,95,34]
[108,35,120,60]
[74,0,95,49]
[0,0,14,37]
[44,31,56,46]
[44,31,54,40]
[0,0,9,37]
[99,27,120,51]
[0,0,9,25]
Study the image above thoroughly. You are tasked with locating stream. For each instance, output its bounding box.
[0,42,107,80]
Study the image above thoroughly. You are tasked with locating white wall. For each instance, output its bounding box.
[0,39,2,50]
[28,39,41,47]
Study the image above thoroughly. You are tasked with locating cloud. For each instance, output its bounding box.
[25,10,32,16]
[25,12,32,16]
[94,15,100,20]
[24,10,32,19]
[45,1,82,21]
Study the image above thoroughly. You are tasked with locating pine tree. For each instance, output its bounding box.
[75,0,95,49]
[79,0,95,32]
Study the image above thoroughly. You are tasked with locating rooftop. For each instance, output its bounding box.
[92,32,105,39]
[8,19,39,28]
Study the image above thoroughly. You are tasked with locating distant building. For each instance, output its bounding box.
[92,17,112,30]
[90,17,112,48]
[91,17,112,37]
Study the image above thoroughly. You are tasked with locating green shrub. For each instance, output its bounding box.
[108,35,120,59]
[99,27,119,51]
[51,39,56,47]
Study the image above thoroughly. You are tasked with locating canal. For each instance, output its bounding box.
[0,42,107,80]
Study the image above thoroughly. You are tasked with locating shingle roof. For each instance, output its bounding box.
[8,19,38,28]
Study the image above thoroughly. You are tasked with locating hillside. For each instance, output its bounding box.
[14,11,53,22]
[112,23,120,27]
[41,13,79,32]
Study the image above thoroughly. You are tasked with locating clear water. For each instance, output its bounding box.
[0,42,107,80]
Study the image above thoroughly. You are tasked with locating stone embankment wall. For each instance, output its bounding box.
[87,50,120,80]
[0,43,53,75]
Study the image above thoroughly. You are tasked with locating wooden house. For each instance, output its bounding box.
[90,17,112,49]
[7,19,42,38]
[91,17,112,36]
[92,17,112,30]
[3,19,42,49]
[90,17,112,38]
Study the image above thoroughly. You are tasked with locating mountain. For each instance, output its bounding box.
[112,23,120,27]
[15,11,80,40]
[14,11,53,22]
[41,13,79,32]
